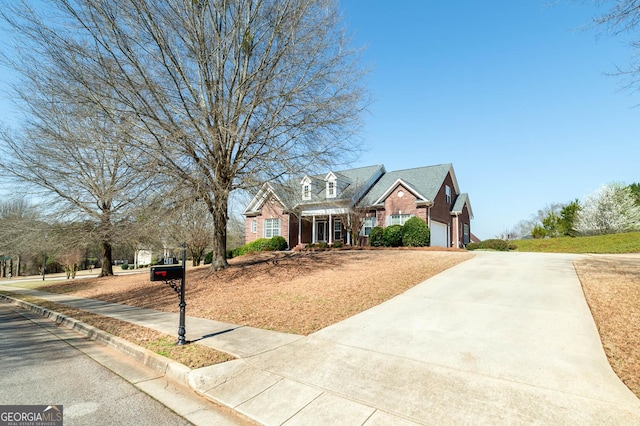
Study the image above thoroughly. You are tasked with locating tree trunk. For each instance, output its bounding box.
[209,191,230,271]
[99,240,114,277]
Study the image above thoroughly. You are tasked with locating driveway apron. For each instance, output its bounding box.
[193,251,640,425]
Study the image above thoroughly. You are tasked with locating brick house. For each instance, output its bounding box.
[243,163,473,248]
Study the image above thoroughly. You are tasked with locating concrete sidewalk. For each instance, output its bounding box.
[3,251,640,424]
[0,285,302,359]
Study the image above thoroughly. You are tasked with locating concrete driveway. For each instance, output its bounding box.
[191,251,640,425]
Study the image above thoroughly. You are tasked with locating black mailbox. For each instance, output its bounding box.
[150,266,183,281]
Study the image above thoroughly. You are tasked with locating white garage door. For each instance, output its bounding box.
[430,221,448,247]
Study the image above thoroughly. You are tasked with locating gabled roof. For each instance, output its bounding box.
[243,182,284,215]
[361,163,457,207]
[244,164,385,214]
[243,163,471,218]
[451,193,474,219]
[300,164,385,204]
[372,178,429,205]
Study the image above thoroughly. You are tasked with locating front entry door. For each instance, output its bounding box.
[316,221,327,242]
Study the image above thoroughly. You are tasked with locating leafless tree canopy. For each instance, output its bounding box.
[1,0,367,270]
[163,195,215,266]
[0,199,44,277]
[587,1,640,89]
[0,28,163,277]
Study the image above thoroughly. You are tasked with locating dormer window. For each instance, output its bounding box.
[445,185,451,204]
[325,172,337,199]
[301,176,312,200]
[327,181,335,198]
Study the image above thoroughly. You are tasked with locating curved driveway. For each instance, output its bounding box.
[192,251,640,425]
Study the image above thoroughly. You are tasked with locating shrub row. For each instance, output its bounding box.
[369,217,430,247]
[465,239,516,251]
[205,235,288,263]
[121,263,151,270]
[306,241,344,249]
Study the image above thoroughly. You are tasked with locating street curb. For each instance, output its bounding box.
[0,293,192,386]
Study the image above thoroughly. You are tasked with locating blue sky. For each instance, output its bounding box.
[340,1,640,239]
[0,1,638,240]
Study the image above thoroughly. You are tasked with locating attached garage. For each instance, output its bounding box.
[430,221,448,247]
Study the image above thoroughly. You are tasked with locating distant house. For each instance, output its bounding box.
[243,163,473,248]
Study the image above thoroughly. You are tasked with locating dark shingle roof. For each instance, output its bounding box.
[301,164,385,204]
[452,193,473,218]
[361,163,453,206]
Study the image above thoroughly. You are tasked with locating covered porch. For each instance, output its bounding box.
[297,207,353,246]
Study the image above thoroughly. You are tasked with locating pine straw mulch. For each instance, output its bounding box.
[574,255,640,399]
[9,249,470,370]
[37,249,473,335]
[0,293,234,369]
[10,249,638,399]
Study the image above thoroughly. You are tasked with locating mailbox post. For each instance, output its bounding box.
[150,243,188,345]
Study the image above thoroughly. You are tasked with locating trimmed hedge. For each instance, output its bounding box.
[369,226,384,247]
[466,239,516,251]
[268,235,288,251]
[210,236,290,260]
[383,225,403,247]
[401,217,430,247]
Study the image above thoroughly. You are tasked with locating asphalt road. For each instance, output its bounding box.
[0,301,195,426]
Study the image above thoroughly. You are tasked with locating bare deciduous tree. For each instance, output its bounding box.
[164,197,214,266]
[1,0,367,271]
[338,202,371,246]
[0,75,160,276]
[0,199,43,277]
[587,1,640,90]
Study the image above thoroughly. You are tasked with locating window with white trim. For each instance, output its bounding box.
[390,214,411,226]
[363,217,374,236]
[251,219,257,233]
[445,185,451,204]
[264,218,281,238]
[327,181,336,198]
[303,184,310,200]
[334,219,342,241]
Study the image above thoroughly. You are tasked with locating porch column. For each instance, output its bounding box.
[298,214,302,247]
[312,216,316,244]
[346,215,351,245]
[453,216,459,248]
[328,215,333,245]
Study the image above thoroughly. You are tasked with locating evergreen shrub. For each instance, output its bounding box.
[383,225,403,247]
[268,235,288,251]
[401,217,430,247]
[369,226,384,247]
[466,239,515,251]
